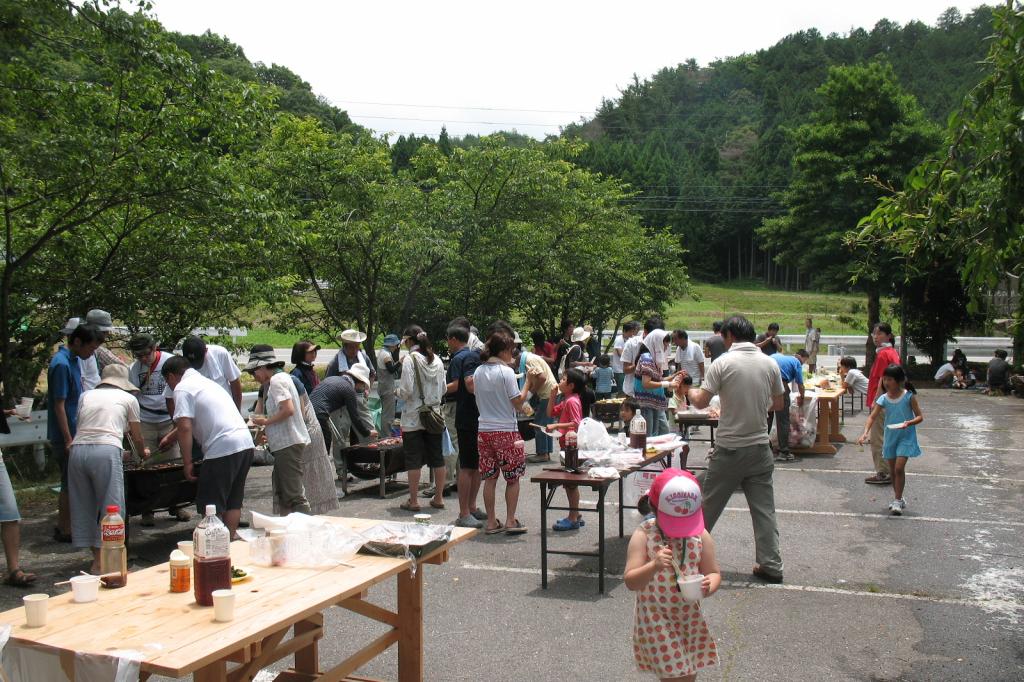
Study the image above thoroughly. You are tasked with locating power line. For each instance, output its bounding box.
[334,99,593,115]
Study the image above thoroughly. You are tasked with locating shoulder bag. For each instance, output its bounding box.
[412,353,446,434]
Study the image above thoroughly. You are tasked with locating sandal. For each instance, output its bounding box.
[552,517,584,531]
[399,501,422,512]
[429,500,445,510]
[5,569,37,588]
[485,521,505,535]
[505,519,527,535]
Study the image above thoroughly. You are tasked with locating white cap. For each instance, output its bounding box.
[205,504,217,517]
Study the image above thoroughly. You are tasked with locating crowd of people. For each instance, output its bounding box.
[0,306,1015,679]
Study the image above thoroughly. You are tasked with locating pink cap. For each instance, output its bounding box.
[648,468,705,539]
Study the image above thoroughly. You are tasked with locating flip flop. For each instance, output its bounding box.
[399,501,422,512]
[485,521,505,534]
[505,520,527,535]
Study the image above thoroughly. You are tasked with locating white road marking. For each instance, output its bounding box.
[771,467,1024,484]
[725,507,1024,528]
[460,563,1020,608]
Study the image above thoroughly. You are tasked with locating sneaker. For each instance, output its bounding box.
[335,485,346,500]
[470,508,488,521]
[864,473,891,485]
[140,512,155,527]
[526,454,551,464]
[774,452,799,463]
[897,498,907,512]
[888,500,903,516]
[455,514,484,529]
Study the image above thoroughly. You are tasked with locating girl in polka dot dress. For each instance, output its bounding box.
[624,468,721,681]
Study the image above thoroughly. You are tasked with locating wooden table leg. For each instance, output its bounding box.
[540,482,549,589]
[293,613,323,676]
[397,568,424,682]
[827,398,846,443]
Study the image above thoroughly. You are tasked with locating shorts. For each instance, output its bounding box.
[457,429,480,470]
[402,429,444,470]
[477,431,526,482]
[196,449,253,514]
[0,458,20,522]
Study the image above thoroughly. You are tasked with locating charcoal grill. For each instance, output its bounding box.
[123,461,200,517]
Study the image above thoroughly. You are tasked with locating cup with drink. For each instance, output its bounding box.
[679,573,705,603]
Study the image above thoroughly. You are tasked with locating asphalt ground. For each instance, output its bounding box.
[1,388,1021,681]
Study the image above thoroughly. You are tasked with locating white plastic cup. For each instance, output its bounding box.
[413,513,431,525]
[679,574,705,603]
[177,540,194,558]
[70,575,100,603]
[212,589,235,622]
[14,399,31,419]
[23,593,48,627]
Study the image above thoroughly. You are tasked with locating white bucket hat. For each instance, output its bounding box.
[98,365,138,393]
[570,326,590,343]
[338,329,367,344]
[344,363,372,387]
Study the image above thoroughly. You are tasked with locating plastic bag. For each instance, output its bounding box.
[576,417,617,451]
[358,521,454,576]
[769,392,817,449]
[0,624,142,682]
[243,512,365,567]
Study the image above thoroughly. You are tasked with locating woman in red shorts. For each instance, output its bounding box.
[473,328,535,535]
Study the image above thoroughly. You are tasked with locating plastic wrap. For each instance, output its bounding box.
[242,512,365,567]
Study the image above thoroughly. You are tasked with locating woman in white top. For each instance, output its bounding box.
[396,326,447,513]
[69,365,148,572]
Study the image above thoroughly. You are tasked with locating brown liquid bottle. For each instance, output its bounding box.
[193,504,231,606]
[99,505,127,588]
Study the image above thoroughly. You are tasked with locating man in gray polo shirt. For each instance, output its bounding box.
[687,315,787,583]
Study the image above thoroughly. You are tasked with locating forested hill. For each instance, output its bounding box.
[564,6,995,283]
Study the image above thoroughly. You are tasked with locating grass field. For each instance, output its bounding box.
[238,280,888,346]
[665,280,888,335]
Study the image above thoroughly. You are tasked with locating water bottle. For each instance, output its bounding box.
[99,505,127,588]
[193,504,231,606]
[629,413,647,450]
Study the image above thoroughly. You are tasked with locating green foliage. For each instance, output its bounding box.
[0,0,288,396]
[565,8,994,281]
[758,61,940,290]
[854,3,1024,361]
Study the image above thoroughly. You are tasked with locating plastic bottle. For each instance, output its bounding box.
[563,430,579,472]
[169,549,190,593]
[629,413,648,450]
[99,505,128,588]
[193,504,231,606]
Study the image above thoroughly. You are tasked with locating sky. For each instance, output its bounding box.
[145,1,981,139]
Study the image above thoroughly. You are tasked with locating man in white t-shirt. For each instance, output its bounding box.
[612,322,639,397]
[247,347,312,515]
[622,317,663,396]
[128,333,191,523]
[162,356,254,538]
[672,329,705,387]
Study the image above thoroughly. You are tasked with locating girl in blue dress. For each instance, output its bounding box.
[857,364,923,515]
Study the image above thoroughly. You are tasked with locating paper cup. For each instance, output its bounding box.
[212,589,235,622]
[413,513,431,525]
[70,575,100,603]
[23,593,48,627]
[14,402,30,418]
[177,540,194,558]
[679,574,705,603]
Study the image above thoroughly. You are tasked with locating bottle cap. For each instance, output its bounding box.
[169,549,189,563]
[105,505,119,514]
[205,504,217,516]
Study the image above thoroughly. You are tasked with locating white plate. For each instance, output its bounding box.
[886,423,907,430]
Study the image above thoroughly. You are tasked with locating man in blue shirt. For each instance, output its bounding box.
[446,325,484,528]
[770,351,805,463]
[48,322,101,542]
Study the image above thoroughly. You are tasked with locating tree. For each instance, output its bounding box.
[758,61,940,360]
[0,1,283,396]
[854,2,1024,363]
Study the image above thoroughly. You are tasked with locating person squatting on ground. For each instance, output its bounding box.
[625,468,721,681]
[858,364,924,516]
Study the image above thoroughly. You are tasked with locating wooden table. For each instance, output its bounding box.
[0,517,475,682]
[791,387,846,456]
[530,445,686,594]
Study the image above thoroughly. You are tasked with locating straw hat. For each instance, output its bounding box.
[570,327,590,343]
[344,363,372,387]
[98,365,138,393]
[338,329,367,344]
